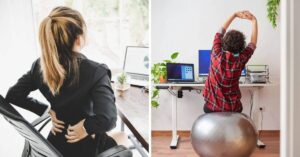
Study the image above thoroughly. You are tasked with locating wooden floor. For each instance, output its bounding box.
[152,131,279,157]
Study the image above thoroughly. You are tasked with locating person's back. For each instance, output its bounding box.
[5,6,118,157]
[203,11,258,113]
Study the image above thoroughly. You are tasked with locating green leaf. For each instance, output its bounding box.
[171,52,179,60]
[117,73,127,84]
[151,69,155,74]
[151,100,159,108]
[152,88,159,99]
[267,0,280,28]
[163,60,171,63]
[160,63,166,66]
[151,51,180,107]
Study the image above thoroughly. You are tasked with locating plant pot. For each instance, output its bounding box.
[115,83,130,97]
[159,76,167,83]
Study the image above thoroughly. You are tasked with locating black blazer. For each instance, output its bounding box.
[5,54,117,157]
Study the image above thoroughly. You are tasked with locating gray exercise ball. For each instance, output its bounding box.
[191,112,257,157]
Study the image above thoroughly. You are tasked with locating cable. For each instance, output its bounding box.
[141,86,149,93]
[248,90,254,118]
[167,88,177,96]
[196,89,202,94]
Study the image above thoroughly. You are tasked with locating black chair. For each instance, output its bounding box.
[0,95,132,157]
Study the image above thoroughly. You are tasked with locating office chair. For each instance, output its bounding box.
[0,95,132,157]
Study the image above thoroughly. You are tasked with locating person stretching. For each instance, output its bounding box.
[203,11,258,113]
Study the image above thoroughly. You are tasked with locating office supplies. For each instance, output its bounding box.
[246,65,269,83]
[123,46,149,87]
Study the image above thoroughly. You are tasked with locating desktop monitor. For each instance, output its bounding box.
[166,63,195,82]
[123,46,149,76]
[198,50,246,76]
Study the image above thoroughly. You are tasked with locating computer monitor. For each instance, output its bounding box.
[123,46,149,76]
[198,50,246,76]
[166,63,195,82]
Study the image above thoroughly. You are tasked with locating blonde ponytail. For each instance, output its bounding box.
[39,7,86,95]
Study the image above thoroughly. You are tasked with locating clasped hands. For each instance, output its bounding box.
[235,10,256,21]
[49,109,94,143]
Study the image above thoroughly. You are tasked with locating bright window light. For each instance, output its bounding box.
[32,0,149,73]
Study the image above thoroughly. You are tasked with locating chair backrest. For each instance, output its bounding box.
[0,95,63,157]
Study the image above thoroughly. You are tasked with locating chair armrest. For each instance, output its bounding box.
[31,106,50,127]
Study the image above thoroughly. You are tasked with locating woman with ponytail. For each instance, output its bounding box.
[5,6,117,157]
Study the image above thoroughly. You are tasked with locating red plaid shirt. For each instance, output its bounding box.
[203,28,256,112]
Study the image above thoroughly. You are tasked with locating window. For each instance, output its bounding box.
[32,0,149,73]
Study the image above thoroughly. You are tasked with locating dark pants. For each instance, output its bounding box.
[203,105,214,113]
[48,131,117,157]
[203,103,243,113]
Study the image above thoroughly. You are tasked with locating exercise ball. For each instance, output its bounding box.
[191,112,257,157]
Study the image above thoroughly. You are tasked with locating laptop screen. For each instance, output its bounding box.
[198,50,246,76]
[167,63,194,82]
[124,46,149,75]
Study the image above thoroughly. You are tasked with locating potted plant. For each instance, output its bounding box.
[115,72,130,97]
[151,52,179,107]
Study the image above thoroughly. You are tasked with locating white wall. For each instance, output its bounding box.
[292,0,300,155]
[294,0,300,154]
[152,0,280,130]
[0,0,47,156]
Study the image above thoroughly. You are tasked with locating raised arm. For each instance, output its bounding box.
[222,13,236,30]
[239,12,258,63]
[241,11,258,45]
[250,16,258,46]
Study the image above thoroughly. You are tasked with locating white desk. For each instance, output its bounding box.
[154,82,275,149]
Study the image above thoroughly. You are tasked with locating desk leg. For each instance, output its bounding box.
[170,92,179,149]
[121,121,125,132]
[252,88,266,148]
[128,135,148,157]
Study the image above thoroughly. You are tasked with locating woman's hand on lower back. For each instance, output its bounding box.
[49,109,65,135]
[65,119,89,143]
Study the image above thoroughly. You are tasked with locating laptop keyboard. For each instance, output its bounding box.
[171,81,200,84]
[130,74,149,81]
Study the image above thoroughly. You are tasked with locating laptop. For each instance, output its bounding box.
[166,63,199,84]
[123,46,149,87]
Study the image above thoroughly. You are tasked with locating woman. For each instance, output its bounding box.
[5,6,117,157]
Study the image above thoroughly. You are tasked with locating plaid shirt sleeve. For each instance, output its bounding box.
[239,43,256,64]
[212,28,226,55]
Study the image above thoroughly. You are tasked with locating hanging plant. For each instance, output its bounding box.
[267,0,280,28]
